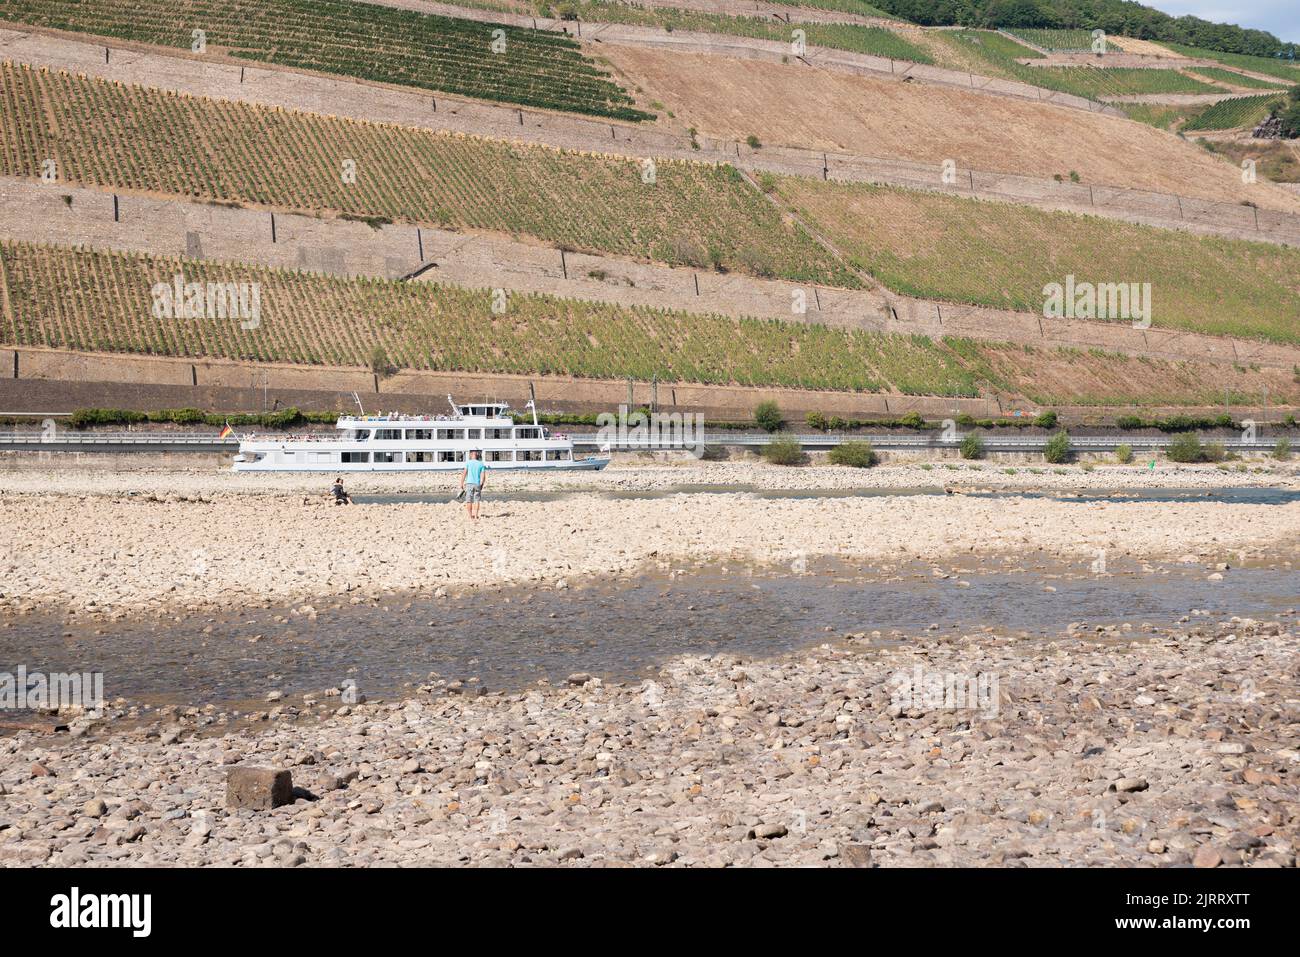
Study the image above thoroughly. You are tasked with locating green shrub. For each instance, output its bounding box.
[68,408,146,429]
[149,407,205,425]
[1114,443,1133,464]
[746,134,762,149]
[1274,437,1292,460]
[827,416,848,431]
[1166,432,1205,463]
[66,406,332,429]
[754,400,783,433]
[960,432,985,460]
[762,435,805,465]
[1202,441,1228,463]
[1043,430,1072,464]
[898,411,926,429]
[1033,410,1058,429]
[828,441,879,468]
[369,345,393,376]
[1116,415,1144,430]
[805,410,828,431]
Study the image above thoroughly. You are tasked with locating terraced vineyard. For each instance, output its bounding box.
[774,177,1300,345]
[1019,65,1218,98]
[0,239,978,394]
[5,239,1293,406]
[1186,66,1289,90]
[750,0,898,19]
[1181,93,1287,131]
[1002,28,1100,52]
[449,1,933,62]
[554,2,933,62]
[0,63,855,286]
[1165,44,1300,84]
[929,30,1217,99]
[0,0,650,120]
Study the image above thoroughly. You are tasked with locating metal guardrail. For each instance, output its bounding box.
[571,432,1289,453]
[0,431,1289,454]
[0,432,239,452]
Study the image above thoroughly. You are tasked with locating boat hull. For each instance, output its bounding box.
[232,456,609,473]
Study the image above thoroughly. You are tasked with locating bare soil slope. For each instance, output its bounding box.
[601,45,1300,213]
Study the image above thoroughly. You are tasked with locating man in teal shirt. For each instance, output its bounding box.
[460,449,487,520]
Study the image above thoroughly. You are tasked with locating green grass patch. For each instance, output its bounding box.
[776,177,1300,345]
[1185,66,1290,90]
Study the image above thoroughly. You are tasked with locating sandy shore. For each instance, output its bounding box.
[3,616,1295,867]
[2,464,1298,616]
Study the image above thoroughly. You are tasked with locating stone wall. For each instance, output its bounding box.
[1,348,1006,420]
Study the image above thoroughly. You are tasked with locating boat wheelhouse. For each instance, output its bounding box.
[232,397,608,472]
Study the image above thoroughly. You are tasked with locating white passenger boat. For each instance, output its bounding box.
[232,397,609,472]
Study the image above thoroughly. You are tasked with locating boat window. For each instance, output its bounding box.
[465,428,482,440]
[437,428,464,440]
[375,429,403,440]
[341,451,369,463]
[409,451,434,463]
[545,450,566,461]
[354,430,370,442]
[374,451,402,463]
[517,428,540,440]
[409,429,433,441]
[438,450,464,463]
[487,450,511,462]
[518,450,542,462]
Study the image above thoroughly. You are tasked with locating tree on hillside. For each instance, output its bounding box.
[868,0,1290,58]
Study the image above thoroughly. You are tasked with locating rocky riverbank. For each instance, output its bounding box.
[2,464,1299,617]
[2,614,1295,867]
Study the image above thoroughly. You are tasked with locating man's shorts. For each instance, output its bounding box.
[464,483,482,503]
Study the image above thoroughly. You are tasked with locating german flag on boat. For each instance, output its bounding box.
[219,422,234,439]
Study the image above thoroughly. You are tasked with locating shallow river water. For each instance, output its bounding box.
[2,557,1296,714]
[353,485,1300,506]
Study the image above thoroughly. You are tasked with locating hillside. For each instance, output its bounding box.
[4,238,1297,407]
[0,0,1297,418]
[866,0,1293,58]
[0,63,856,286]
[599,44,1300,211]
[772,178,1300,344]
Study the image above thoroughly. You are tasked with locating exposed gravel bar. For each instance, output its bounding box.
[2,615,1295,867]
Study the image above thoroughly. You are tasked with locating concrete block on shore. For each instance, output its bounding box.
[226,766,293,810]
